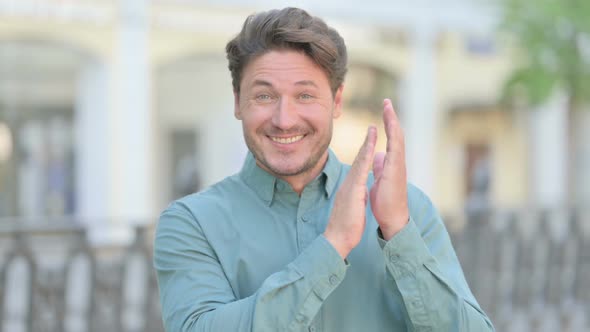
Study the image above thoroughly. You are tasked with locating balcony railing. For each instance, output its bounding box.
[0,209,588,331]
[0,222,162,332]
[451,209,590,331]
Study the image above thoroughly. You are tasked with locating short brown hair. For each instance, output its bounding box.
[226,7,347,96]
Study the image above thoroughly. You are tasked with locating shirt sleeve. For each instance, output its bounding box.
[153,202,347,332]
[376,185,495,331]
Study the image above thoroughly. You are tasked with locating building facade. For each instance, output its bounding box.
[0,0,587,244]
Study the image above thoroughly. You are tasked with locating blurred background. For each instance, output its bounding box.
[0,0,589,331]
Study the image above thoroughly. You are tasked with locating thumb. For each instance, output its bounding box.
[349,126,377,185]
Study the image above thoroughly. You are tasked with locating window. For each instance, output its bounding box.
[0,106,75,217]
[344,64,398,114]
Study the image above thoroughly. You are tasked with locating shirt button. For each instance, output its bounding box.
[329,274,338,285]
[301,215,308,222]
[309,326,316,332]
[388,252,400,262]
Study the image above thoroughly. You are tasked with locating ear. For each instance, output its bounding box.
[234,91,242,120]
[332,84,344,119]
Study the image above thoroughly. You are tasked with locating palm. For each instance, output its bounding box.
[324,126,377,258]
[369,100,408,240]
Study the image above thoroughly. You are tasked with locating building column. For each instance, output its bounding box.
[107,0,152,243]
[75,61,109,233]
[529,93,568,208]
[572,107,590,206]
[401,27,438,197]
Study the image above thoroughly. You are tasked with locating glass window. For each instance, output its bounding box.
[344,64,398,114]
[0,105,75,218]
[170,129,200,200]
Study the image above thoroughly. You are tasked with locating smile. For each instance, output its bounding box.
[270,135,304,144]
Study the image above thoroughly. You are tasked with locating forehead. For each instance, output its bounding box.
[241,49,330,88]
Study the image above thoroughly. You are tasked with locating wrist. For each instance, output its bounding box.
[323,230,353,259]
[379,215,409,241]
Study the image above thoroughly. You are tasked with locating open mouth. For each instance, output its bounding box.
[270,135,304,144]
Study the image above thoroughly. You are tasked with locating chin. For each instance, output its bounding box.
[267,161,307,177]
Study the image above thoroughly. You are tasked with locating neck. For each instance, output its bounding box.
[258,152,329,195]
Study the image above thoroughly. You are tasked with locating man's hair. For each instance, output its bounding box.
[226,7,347,96]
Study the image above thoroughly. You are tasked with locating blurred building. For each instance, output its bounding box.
[1,1,590,331]
[0,0,588,245]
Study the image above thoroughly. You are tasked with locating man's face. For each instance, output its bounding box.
[235,49,343,180]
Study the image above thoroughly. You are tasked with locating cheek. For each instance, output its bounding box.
[300,108,333,128]
[241,111,268,132]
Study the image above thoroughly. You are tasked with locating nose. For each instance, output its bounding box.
[271,97,297,130]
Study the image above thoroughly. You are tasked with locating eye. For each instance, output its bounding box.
[255,94,273,102]
[299,93,314,100]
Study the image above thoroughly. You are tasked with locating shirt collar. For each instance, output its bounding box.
[239,149,342,205]
[323,149,341,199]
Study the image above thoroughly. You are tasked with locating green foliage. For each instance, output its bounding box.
[500,0,590,108]
[502,65,557,105]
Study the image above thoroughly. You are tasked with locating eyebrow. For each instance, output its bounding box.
[252,79,273,87]
[250,79,319,88]
[294,80,319,88]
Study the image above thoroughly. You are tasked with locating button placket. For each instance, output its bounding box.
[297,180,324,249]
[297,203,314,248]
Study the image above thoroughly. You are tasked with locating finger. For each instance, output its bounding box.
[349,125,377,185]
[383,98,402,154]
[373,152,385,180]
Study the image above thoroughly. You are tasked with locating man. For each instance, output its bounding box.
[154,7,494,332]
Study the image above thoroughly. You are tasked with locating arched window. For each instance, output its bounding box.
[343,64,399,114]
[0,42,83,218]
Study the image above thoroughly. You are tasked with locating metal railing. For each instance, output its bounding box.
[0,223,162,332]
[451,209,590,331]
[0,209,588,331]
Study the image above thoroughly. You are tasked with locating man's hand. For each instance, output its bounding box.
[370,99,409,241]
[324,126,377,259]
[324,99,409,258]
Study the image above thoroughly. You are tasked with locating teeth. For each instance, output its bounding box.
[271,135,304,144]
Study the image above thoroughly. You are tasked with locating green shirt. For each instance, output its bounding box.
[154,150,494,331]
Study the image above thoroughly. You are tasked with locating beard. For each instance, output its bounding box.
[243,123,332,178]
